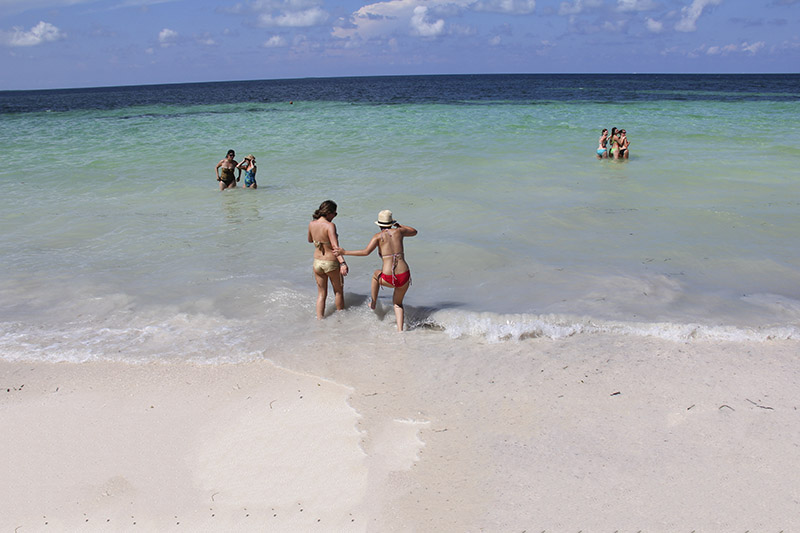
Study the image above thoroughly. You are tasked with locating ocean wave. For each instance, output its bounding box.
[0,313,265,365]
[420,309,800,343]
[2,287,798,366]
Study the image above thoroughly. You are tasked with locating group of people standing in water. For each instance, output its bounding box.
[597,127,630,159]
[216,130,632,331]
[213,152,415,330]
[308,200,417,332]
[214,149,258,190]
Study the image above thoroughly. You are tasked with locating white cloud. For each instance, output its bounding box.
[333,0,471,41]
[616,0,657,11]
[557,0,602,16]
[659,45,680,56]
[449,23,477,36]
[290,33,319,53]
[488,35,502,45]
[706,41,766,55]
[263,35,288,47]
[328,0,534,44]
[558,0,582,15]
[475,0,536,14]
[411,5,445,36]
[0,21,64,47]
[251,0,329,27]
[741,41,764,54]
[664,40,767,58]
[333,0,413,41]
[645,17,663,32]
[602,19,626,31]
[777,39,800,50]
[706,43,736,55]
[158,27,178,46]
[675,0,722,32]
[259,7,328,27]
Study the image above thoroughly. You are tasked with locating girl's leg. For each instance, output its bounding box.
[370,270,381,310]
[329,271,345,311]
[392,282,410,332]
[314,270,328,319]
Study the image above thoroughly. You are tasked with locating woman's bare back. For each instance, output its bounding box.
[376,228,409,274]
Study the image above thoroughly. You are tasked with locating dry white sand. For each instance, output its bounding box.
[1,333,799,531]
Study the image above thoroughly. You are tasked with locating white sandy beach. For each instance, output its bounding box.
[2,333,799,531]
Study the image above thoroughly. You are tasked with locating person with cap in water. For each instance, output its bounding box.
[237,154,258,189]
[335,209,417,332]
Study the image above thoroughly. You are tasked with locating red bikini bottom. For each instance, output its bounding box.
[380,270,410,288]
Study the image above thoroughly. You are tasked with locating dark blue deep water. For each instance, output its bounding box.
[2,73,799,114]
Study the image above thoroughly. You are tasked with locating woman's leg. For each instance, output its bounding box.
[314,270,328,319]
[369,270,381,310]
[391,282,410,332]
[329,270,345,311]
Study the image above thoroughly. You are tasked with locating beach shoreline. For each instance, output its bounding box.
[2,334,798,531]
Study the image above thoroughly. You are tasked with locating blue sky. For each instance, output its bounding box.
[1,0,798,90]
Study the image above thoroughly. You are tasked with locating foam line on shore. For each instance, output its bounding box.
[425,309,800,342]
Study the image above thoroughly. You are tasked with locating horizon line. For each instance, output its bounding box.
[3,71,798,94]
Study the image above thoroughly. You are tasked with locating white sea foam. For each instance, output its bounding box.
[427,309,800,343]
[1,286,796,367]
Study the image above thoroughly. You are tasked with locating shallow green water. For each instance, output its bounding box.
[2,77,800,361]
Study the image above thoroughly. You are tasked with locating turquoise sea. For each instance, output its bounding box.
[1,74,799,364]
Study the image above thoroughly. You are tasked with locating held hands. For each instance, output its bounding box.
[333,247,348,275]
[332,248,348,274]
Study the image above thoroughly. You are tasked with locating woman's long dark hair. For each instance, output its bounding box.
[313,200,337,220]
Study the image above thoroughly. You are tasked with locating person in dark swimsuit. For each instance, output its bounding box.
[335,209,417,332]
[618,129,630,159]
[215,149,240,190]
